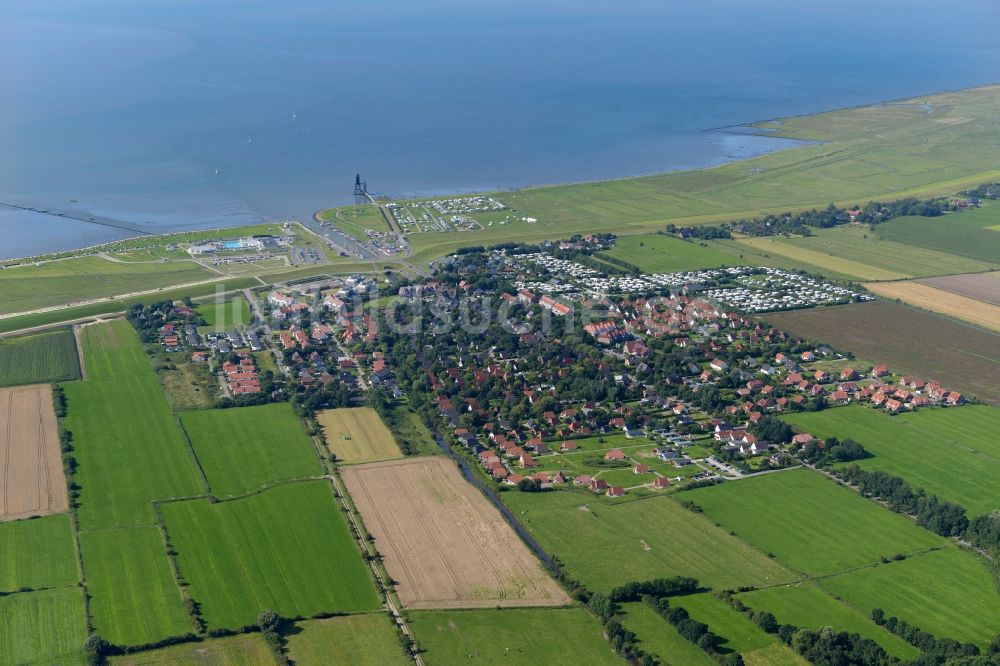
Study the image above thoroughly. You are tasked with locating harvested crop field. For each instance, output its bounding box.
[760,301,1000,405]
[0,384,67,521]
[864,281,1000,333]
[917,271,1000,306]
[341,457,569,609]
[318,407,402,464]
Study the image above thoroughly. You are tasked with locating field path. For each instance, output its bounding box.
[72,324,87,380]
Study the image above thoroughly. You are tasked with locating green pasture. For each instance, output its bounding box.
[287,614,409,665]
[743,643,809,666]
[66,321,202,529]
[81,526,192,647]
[502,490,796,593]
[0,328,80,386]
[161,481,379,630]
[409,607,617,665]
[109,634,275,665]
[675,593,777,653]
[819,547,1000,648]
[686,469,943,576]
[620,602,716,666]
[877,212,1000,266]
[0,587,87,665]
[739,583,919,659]
[0,255,215,315]
[319,204,388,237]
[778,225,994,278]
[0,514,78,591]
[0,277,261,336]
[600,234,741,273]
[195,295,252,331]
[180,403,323,497]
[785,405,1000,515]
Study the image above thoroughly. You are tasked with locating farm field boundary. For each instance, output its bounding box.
[917,271,1000,306]
[759,301,1000,405]
[0,384,68,521]
[865,280,1000,333]
[341,457,569,608]
[318,407,403,464]
[0,329,81,386]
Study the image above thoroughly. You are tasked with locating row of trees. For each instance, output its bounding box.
[719,592,897,666]
[644,595,743,665]
[834,466,970,538]
[834,465,1000,559]
[870,609,993,663]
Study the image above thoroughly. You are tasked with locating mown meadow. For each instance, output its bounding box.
[161,481,380,630]
[785,405,1000,516]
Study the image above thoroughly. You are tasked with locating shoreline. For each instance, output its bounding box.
[6,83,1000,265]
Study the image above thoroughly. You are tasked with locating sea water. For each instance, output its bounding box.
[1,0,998,258]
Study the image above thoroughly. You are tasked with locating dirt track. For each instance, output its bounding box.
[341,457,569,609]
[0,385,68,521]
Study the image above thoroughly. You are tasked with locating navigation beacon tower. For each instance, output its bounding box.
[353,174,368,196]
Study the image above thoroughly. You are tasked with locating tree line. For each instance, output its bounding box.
[834,465,1000,556]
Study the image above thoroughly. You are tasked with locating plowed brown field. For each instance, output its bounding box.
[0,385,67,521]
[341,457,569,609]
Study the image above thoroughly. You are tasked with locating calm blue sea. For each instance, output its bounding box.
[1,0,998,258]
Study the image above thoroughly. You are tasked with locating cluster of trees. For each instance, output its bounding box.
[609,576,700,602]
[834,466,969,537]
[751,416,794,444]
[644,596,743,665]
[719,592,897,666]
[799,436,868,466]
[663,224,733,240]
[723,196,957,238]
[126,299,206,343]
[870,609,994,663]
[960,182,1000,199]
[287,381,353,417]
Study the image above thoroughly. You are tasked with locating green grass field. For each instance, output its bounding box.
[81,526,193,647]
[784,405,1000,515]
[409,607,618,665]
[161,481,379,630]
[180,404,323,497]
[0,255,216,315]
[0,515,78,591]
[876,211,1000,266]
[819,547,1000,648]
[738,583,919,659]
[502,491,796,593]
[620,602,717,666]
[686,469,943,576]
[66,321,202,529]
[286,614,409,665]
[600,234,742,273]
[109,634,275,665]
[777,225,994,279]
[195,295,252,332]
[0,328,81,387]
[0,278,262,336]
[0,587,87,665]
[675,593,777,653]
